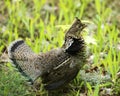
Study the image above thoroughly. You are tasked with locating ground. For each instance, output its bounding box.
[0,0,120,96]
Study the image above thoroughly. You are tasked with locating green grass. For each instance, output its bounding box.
[0,0,120,96]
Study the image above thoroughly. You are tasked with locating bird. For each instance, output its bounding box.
[8,17,86,90]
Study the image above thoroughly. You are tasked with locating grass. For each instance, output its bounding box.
[0,0,120,96]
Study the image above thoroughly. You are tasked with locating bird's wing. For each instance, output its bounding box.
[53,58,71,70]
[44,57,79,90]
[45,70,79,90]
[40,54,79,90]
[8,40,41,83]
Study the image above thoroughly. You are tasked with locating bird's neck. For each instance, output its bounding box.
[62,37,85,55]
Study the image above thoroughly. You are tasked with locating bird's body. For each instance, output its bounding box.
[8,18,86,90]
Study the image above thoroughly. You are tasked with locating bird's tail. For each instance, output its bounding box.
[8,40,40,83]
[8,40,35,60]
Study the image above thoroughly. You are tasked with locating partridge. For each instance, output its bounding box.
[8,17,86,90]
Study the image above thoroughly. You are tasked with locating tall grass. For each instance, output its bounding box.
[0,0,119,95]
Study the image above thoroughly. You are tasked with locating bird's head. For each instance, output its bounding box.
[65,17,86,39]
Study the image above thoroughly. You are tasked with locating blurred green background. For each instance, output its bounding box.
[0,0,120,96]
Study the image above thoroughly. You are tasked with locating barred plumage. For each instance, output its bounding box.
[8,17,86,90]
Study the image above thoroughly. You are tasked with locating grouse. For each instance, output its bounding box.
[8,17,86,90]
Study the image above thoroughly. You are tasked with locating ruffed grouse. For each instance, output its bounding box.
[8,17,86,90]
